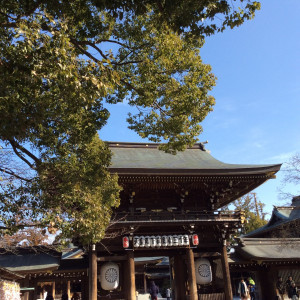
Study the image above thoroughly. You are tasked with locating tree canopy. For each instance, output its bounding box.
[0,0,261,245]
[228,193,267,234]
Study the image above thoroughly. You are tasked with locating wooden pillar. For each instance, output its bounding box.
[89,245,98,300]
[143,272,147,293]
[186,249,197,300]
[67,281,71,300]
[259,267,276,300]
[52,281,55,299]
[124,251,136,300]
[41,285,44,300]
[23,277,29,300]
[32,280,37,300]
[82,273,89,300]
[173,255,186,300]
[220,242,233,300]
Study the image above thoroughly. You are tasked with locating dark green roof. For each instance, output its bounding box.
[108,142,281,175]
[234,238,300,261]
[245,206,300,237]
[0,253,60,272]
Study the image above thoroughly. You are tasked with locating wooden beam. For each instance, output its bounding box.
[89,246,98,300]
[97,255,127,261]
[186,248,198,300]
[220,242,233,300]
[194,252,221,258]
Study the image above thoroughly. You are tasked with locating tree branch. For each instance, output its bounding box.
[97,39,128,48]
[70,39,101,64]
[0,167,31,182]
[75,40,108,60]
[74,40,143,66]
[8,139,40,168]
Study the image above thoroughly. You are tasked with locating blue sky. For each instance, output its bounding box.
[100,1,300,217]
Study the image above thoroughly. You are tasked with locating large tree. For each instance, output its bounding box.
[222,193,267,235]
[0,0,260,245]
[231,193,268,234]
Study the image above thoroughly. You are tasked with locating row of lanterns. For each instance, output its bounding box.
[99,258,212,290]
[123,234,199,248]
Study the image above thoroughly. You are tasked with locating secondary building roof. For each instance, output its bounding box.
[0,267,24,280]
[0,253,60,273]
[234,237,300,261]
[245,202,300,238]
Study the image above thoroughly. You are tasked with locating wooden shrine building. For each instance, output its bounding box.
[0,142,281,300]
[90,142,281,300]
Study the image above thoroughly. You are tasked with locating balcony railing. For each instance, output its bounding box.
[110,210,243,223]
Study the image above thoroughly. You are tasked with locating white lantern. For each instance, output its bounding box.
[167,235,173,246]
[156,236,162,247]
[140,236,145,247]
[100,262,119,290]
[162,235,168,247]
[145,236,151,247]
[150,236,157,247]
[173,235,179,246]
[178,235,184,246]
[195,258,212,284]
[133,236,140,248]
[183,235,189,246]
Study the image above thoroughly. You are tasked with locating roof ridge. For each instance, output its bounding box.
[107,141,204,150]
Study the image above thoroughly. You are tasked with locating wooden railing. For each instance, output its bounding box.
[111,210,243,223]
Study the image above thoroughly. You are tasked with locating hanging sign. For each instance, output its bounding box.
[127,234,198,248]
[100,262,119,290]
[195,258,212,284]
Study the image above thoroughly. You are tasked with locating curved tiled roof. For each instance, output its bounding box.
[0,253,60,272]
[234,238,300,260]
[108,142,281,176]
[245,206,300,237]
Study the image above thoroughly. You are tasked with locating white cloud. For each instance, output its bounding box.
[265,151,298,164]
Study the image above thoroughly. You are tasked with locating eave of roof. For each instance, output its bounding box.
[0,253,60,273]
[108,142,281,176]
[234,238,300,261]
[0,267,24,280]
